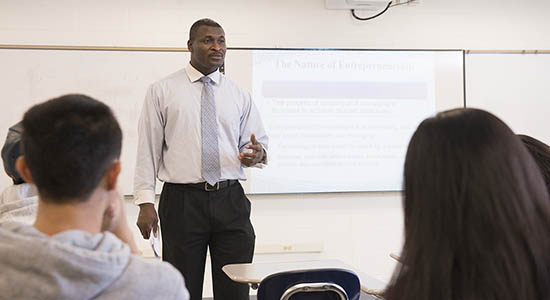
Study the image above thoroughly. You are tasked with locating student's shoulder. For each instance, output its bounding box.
[122,255,187,297]
[0,185,15,205]
[128,254,182,277]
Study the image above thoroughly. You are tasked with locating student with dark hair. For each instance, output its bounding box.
[0,122,38,223]
[2,122,24,185]
[387,108,550,300]
[518,134,550,190]
[0,94,189,299]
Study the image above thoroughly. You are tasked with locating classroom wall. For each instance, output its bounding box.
[2,0,549,297]
[2,0,550,49]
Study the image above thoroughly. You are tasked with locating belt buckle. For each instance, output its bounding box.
[204,182,219,192]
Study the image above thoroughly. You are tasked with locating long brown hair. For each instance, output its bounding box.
[519,134,550,192]
[389,108,550,300]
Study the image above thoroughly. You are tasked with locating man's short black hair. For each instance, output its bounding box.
[189,18,222,42]
[1,122,24,185]
[21,94,122,203]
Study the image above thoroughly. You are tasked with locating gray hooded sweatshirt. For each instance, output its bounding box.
[0,222,189,300]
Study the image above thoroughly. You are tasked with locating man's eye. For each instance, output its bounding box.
[219,40,225,44]
[204,39,211,43]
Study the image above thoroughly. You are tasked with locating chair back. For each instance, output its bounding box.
[256,268,361,300]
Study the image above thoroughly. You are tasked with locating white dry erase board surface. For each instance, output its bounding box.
[465,53,550,146]
[0,47,464,195]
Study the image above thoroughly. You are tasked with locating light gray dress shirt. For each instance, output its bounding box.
[133,64,268,205]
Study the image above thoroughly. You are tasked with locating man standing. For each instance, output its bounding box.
[135,18,268,300]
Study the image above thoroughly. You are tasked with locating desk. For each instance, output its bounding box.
[222,259,386,297]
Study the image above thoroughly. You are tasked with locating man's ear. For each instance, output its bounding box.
[15,156,34,184]
[105,160,121,191]
[187,39,193,53]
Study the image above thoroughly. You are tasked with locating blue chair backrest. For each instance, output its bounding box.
[256,268,361,300]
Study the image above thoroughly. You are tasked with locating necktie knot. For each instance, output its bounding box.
[200,76,212,85]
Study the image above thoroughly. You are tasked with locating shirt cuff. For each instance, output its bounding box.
[134,189,156,206]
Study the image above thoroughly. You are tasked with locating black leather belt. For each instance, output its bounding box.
[182,180,238,192]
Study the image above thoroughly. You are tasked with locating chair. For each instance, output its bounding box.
[256,268,361,300]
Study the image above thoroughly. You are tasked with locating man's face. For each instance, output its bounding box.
[188,25,226,75]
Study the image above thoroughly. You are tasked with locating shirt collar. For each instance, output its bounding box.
[185,63,221,85]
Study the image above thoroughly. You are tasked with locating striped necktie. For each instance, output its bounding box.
[200,76,221,185]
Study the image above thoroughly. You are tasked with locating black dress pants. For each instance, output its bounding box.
[159,181,255,300]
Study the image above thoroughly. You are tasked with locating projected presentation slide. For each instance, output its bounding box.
[227,49,464,194]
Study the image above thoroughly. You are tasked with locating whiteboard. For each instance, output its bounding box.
[0,49,190,195]
[0,48,464,195]
[465,53,550,145]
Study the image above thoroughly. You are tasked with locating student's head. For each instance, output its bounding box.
[1,122,24,185]
[16,94,122,203]
[518,134,550,192]
[390,108,550,300]
[187,18,226,75]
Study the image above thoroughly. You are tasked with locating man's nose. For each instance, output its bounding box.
[211,41,225,52]
[211,41,220,51]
